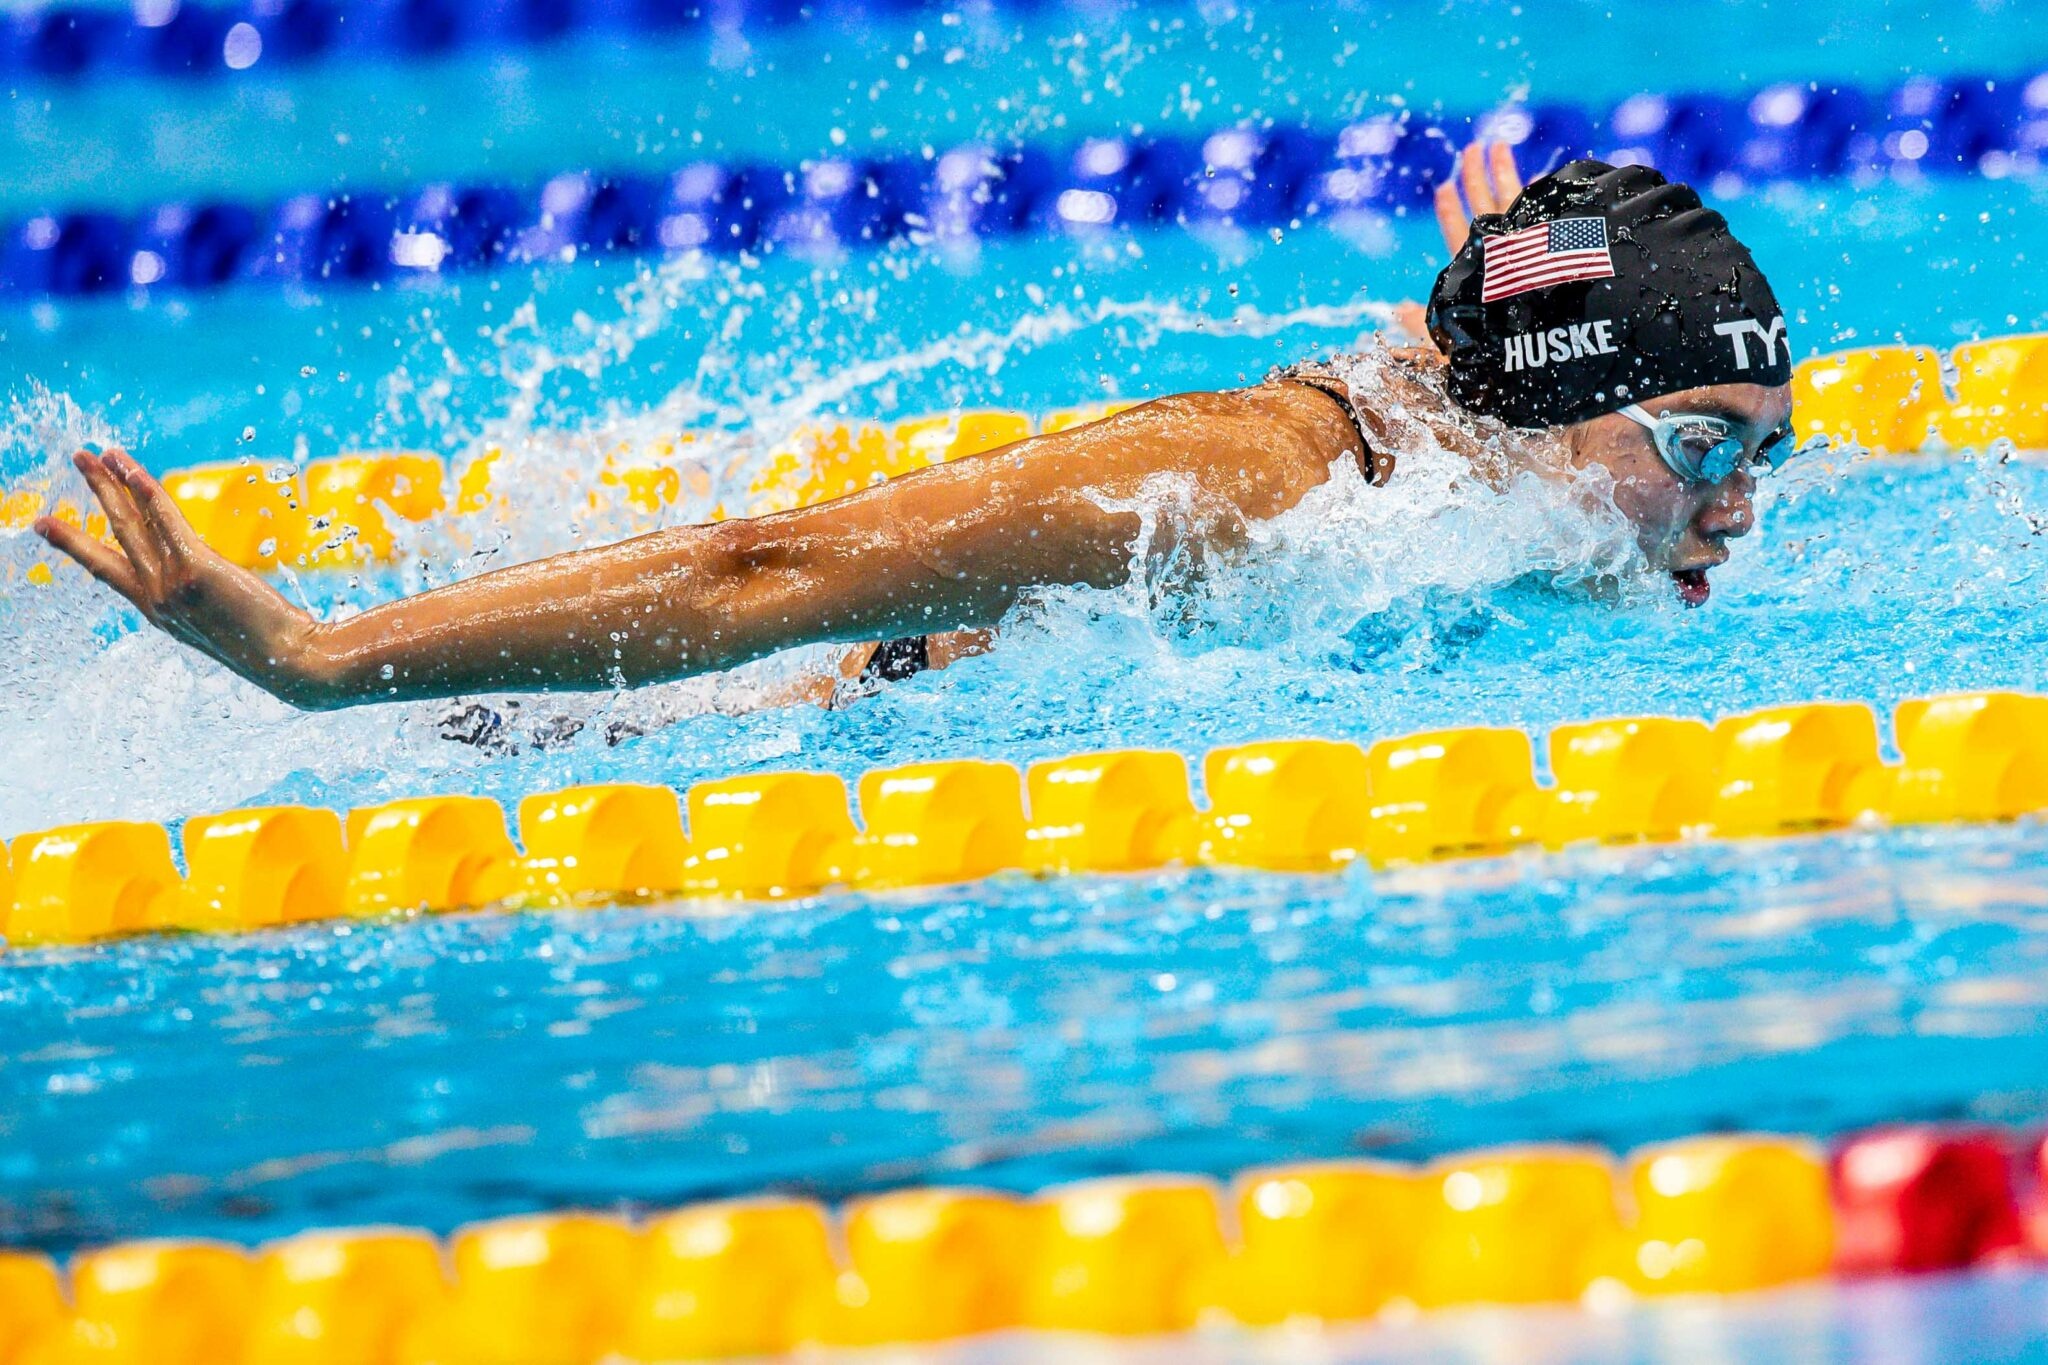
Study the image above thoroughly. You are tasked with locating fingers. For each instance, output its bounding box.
[1459,141,1496,216]
[71,449,165,583]
[1488,140,1524,204]
[1436,140,1526,259]
[33,514,149,611]
[107,450,198,558]
[1434,177,1470,257]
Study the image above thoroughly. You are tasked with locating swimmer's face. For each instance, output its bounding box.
[1566,381,1794,607]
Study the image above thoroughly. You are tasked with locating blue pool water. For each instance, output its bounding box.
[6,0,2042,216]
[6,2,2048,1358]
[9,815,2048,1252]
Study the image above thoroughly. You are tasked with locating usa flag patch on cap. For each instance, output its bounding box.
[1481,217,1616,302]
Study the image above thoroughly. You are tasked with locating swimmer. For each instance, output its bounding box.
[37,150,1797,712]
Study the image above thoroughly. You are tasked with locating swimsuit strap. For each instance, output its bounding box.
[1273,362,1396,487]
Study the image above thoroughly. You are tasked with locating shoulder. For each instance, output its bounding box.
[1021,387,1357,472]
[1131,381,1361,442]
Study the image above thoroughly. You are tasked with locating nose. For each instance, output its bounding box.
[1695,469,1756,541]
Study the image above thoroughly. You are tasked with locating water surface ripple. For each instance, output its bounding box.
[5,818,2047,1250]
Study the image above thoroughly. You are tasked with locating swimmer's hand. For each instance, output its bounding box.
[34,449,333,707]
[1392,141,1527,345]
[1434,140,1525,255]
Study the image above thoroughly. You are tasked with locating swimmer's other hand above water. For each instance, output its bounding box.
[38,152,1797,712]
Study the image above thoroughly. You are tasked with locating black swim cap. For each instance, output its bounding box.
[1426,160,1791,429]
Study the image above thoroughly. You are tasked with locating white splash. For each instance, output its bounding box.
[0,261,1643,838]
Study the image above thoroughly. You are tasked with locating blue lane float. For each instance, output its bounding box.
[2,0,968,81]
[2,0,680,81]
[4,71,2046,298]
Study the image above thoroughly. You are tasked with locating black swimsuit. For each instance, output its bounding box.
[858,632,931,685]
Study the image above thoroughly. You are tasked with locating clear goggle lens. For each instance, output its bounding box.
[1620,404,1797,485]
[1665,418,1747,483]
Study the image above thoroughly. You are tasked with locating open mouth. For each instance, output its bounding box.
[1672,567,1712,607]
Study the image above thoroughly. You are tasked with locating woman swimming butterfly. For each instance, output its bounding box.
[37,151,1797,712]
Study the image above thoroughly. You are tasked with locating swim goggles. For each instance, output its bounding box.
[1618,403,1796,485]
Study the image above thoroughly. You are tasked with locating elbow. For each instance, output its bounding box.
[691,517,813,610]
[636,518,813,672]
[698,515,796,578]
[680,520,772,638]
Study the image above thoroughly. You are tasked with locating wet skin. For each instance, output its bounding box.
[1564,381,1797,606]
[33,140,1791,709]
[34,383,1363,709]
[36,369,1789,711]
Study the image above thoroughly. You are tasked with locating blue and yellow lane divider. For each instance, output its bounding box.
[5,333,2048,585]
[0,1124,2040,1362]
[5,689,2047,947]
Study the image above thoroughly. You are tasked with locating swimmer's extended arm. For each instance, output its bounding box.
[38,383,1361,710]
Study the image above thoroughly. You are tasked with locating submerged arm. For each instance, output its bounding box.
[38,384,1358,710]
